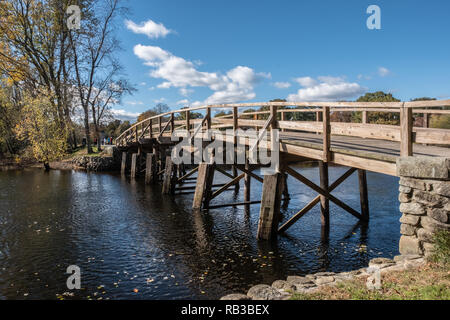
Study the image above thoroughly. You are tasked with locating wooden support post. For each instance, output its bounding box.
[193,162,214,210]
[281,111,285,132]
[186,110,190,133]
[358,169,370,221]
[121,152,128,175]
[282,172,290,202]
[145,153,156,184]
[257,173,283,240]
[316,111,322,134]
[206,107,211,130]
[319,161,329,229]
[423,113,429,129]
[322,106,331,163]
[149,119,153,138]
[162,156,175,194]
[270,105,279,173]
[233,106,240,192]
[362,111,367,124]
[158,116,162,134]
[131,153,138,178]
[170,114,175,135]
[400,105,413,156]
[202,163,215,209]
[244,148,251,202]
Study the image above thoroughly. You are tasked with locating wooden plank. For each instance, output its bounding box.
[121,152,127,175]
[278,167,357,233]
[285,166,364,221]
[193,163,210,210]
[414,127,450,145]
[323,106,331,162]
[244,149,250,202]
[270,105,279,173]
[362,111,367,124]
[162,156,175,194]
[215,166,235,179]
[332,153,397,176]
[358,169,370,220]
[145,153,156,184]
[206,200,261,210]
[319,161,329,228]
[211,173,245,199]
[235,165,264,183]
[400,106,413,156]
[131,153,138,178]
[177,166,199,183]
[257,174,283,240]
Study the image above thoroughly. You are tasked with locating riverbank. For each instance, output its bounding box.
[0,146,121,172]
[290,261,449,300]
[221,230,450,300]
[221,256,449,300]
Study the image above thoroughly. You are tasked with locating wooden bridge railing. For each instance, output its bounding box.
[115,99,450,160]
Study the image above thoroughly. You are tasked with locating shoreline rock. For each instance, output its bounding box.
[219,255,426,300]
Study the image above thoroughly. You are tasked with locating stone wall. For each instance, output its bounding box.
[397,157,450,258]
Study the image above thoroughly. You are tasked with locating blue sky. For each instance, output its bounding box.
[112,0,450,120]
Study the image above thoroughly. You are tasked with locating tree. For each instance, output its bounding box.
[137,103,170,122]
[68,0,126,154]
[15,91,68,170]
[90,79,134,151]
[355,91,401,124]
[0,0,78,149]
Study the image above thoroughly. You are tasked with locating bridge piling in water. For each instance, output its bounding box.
[114,99,450,251]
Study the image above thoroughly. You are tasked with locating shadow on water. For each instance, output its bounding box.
[0,164,401,299]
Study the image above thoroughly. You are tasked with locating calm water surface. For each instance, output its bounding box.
[0,165,401,300]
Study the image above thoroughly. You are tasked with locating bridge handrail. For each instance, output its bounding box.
[115,99,450,155]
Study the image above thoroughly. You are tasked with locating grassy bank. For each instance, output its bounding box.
[68,146,102,158]
[291,263,449,300]
[292,230,450,300]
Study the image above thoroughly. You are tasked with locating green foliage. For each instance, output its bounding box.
[138,103,170,122]
[354,91,401,124]
[430,230,450,266]
[15,92,68,167]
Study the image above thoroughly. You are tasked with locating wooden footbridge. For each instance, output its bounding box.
[116,100,450,240]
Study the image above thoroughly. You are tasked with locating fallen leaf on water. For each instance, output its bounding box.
[133,288,139,293]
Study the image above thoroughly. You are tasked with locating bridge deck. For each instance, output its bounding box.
[282,131,450,160]
[278,132,450,176]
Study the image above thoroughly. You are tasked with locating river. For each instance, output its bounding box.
[0,165,401,299]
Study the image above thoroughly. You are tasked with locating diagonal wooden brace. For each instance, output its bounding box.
[278,167,357,233]
[285,166,364,221]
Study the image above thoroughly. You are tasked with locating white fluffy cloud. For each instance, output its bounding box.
[287,76,366,101]
[134,44,270,105]
[294,77,317,87]
[111,109,141,121]
[273,82,291,89]
[125,19,172,39]
[176,99,189,106]
[378,67,391,77]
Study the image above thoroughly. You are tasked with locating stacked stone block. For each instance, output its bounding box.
[397,157,450,257]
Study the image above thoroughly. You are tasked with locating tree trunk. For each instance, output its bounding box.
[83,106,93,154]
[72,130,77,149]
[96,129,102,152]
